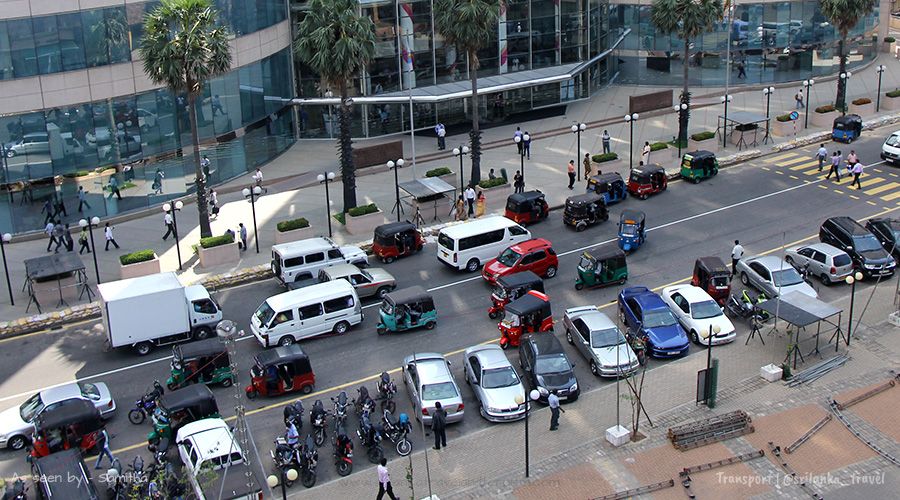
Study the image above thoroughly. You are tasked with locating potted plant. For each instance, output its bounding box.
[275,217,312,244]
[771,113,798,137]
[849,97,874,116]
[118,249,160,279]
[688,131,718,151]
[884,89,900,111]
[344,203,385,236]
[425,166,457,187]
[198,233,240,268]
[812,104,838,128]
[883,36,896,54]
[476,176,511,211]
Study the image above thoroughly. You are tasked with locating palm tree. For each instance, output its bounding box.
[295,0,376,212]
[651,0,721,147]
[821,0,876,111]
[434,0,501,186]
[139,0,232,238]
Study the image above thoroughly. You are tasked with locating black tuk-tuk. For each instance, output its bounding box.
[832,114,862,143]
[246,344,316,399]
[586,173,627,205]
[166,338,234,390]
[488,271,545,319]
[372,222,425,263]
[31,449,101,500]
[691,257,732,305]
[563,192,608,232]
[680,150,718,183]
[31,400,104,459]
[505,190,549,225]
[147,385,219,446]
[376,286,438,334]
[627,163,667,199]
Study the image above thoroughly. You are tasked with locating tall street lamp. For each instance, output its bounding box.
[844,271,864,349]
[516,389,541,478]
[163,201,184,271]
[78,216,101,284]
[452,145,470,191]
[387,158,405,222]
[762,87,775,144]
[0,232,12,305]
[839,72,852,114]
[720,95,733,148]
[802,79,814,128]
[317,172,336,238]
[513,133,530,187]
[242,185,263,254]
[876,65,887,112]
[623,113,639,170]
[672,104,688,157]
[571,122,586,181]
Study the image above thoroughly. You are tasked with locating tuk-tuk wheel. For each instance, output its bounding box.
[575,223,586,232]
[575,282,584,291]
[221,377,233,388]
[166,381,178,391]
[301,384,313,394]
[246,390,258,399]
[383,256,394,264]
[377,325,387,335]
[692,177,700,184]
[488,310,501,320]
[640,193,648,200]
[425,321,436,330]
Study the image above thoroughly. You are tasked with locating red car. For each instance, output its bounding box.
[482,238,558,285]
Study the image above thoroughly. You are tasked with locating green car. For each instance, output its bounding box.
[680,150,719,183]
[147,385,219,447]
[166,338,235,391]
[376,286,437,335]
[575,248,628,290]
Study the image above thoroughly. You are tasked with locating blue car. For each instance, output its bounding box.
[618,286,690,358]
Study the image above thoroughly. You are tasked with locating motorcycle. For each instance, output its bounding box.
[725,289,770,322]
[357,408,384,464]
[380,409,412,456]
[330,391,351,428]
[270,436,300,488]
[332,424,353,476]
[375,372,397,415]
[128,380,164,425]
[283,400,304,430]
[309,400,328,447]
[2,478,26,500]
[353,386,374,417]
[299,434,318,488]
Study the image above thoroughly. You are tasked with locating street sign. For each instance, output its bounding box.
[789,111,799,121]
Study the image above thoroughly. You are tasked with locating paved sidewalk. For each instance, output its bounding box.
[3,55,900,321]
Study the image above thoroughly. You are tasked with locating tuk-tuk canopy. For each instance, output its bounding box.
[833,114,862,130]
[384,286,433,307]
[506,191,546,211]
[254,344,312,373]
[505,291,551,317]
[619,209,645,226]
[695,256,730,276]
[565,192,604,208]
[374,222,418,243]
[174,338,227,361]
[496,271,543,291]
[588,173,623,190]
[629,163,665,182]
[683,150,716,165]
[33,449,97,499]
[158,384,218,414]
[582,247,626,266]
[35,400,101,432]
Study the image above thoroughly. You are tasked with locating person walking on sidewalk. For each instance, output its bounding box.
[239,223,248,251]
[825,151,842,182]
[78,226,91,254]
[731,240,744,277]
[376,458,399,500]
[107,175,122,200]
[454,196,467,221]
[816,144,828,172]
[162,211,176,240]
[209,189,219,219]
[45,220,57,252]
[795,89,804,109]
[253,168,267,194]
[475,191,485,218]
[523,132,531,159]
[152,168,165,195]
[41,198,55,225]
[567,160,576,189]
[94,429,115,470]
[851,161,864,190]
[55,193,67,218]
[641,141,651,165]
[431,401,447,449]
[465,185,476,216]
[77,186,91,212]
[514,127,523,155]
[51,221,65,253]
[601,130,611,154]
[583,153,592,180]
[513,171,524,193]
[104,222,119,251]
[436,123,446,150]
[63,224,74,252]
[548,391,564,430]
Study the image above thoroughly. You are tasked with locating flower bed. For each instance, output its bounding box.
[275,217,313,244]
[119,250,160,279]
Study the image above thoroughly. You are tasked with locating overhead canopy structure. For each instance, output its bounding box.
[398,177,457,223]
[23,253,93,313]
[25,253,84,282]
[717,110,770,150]
[754,291,844,368]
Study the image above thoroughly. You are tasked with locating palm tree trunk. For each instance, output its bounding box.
[338,79,357,211]
[678,38,691,146]
[835,36,847,111]
[187,92,212,238]
[468,49,482,187]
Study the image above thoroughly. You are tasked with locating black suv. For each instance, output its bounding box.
[519,334,579,403]
[865,218,900,259]
[820,217,896,278]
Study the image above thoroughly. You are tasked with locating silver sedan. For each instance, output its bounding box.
[402,353,465,426]
[463,345,526,422]
[736,255,818,299]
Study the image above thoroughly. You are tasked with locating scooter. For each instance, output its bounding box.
[271,436,300,487]
[356,409,384,464]
[309,400,328,447]
[330,391,351,428]
[283,400,304,430]
[380,409,412,456]
[128,380,164,425]
[725,289,770,322]
[375,372,397,415]
[299,435,318,488]
[332,424,353,477]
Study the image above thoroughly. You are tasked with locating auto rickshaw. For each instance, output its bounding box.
[691,256,732,305]
[574,248,628,290]
[504,191,549,225]
[627,163,667,200]
[586,173,628,205]
[166,338,235,390]
[147,384,219,447]
[563,192,608,232]
[372,222,425,263]
[376,286,437,334]
[245,344,316,399]
[30,400,104,459]
[488,271,545,319]
[832,114,862,143]
[498,290,553,350]
[617,210,646,253]
[680,150,718,183]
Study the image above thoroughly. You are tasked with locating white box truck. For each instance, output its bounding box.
[98,273,223,355]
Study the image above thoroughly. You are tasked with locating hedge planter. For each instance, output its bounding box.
[199,241,240,268]
[771,119,798,138]
[849,101,874,117]
[275,223,314,244]
[345,209,386,236]
[883,95,900,111]
[812,109,838,128]
[476,182,512,211]
[119,253,160,279]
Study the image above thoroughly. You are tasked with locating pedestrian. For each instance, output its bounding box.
[846,150,858,174]
[152,168,165,195]
[454,196,467,221]
[736,60,746,79]
[851,161,864,190]
[253,168,267,194]
[63,224,74,252]
[45,220,57,252]
[731,240,744,277]
[211,94,224,116]
[107,175,121,200]
[431,401,447,449]
[601,130,611,154]
[464,185,476,216]
[376,458,399,500]
[78,226,91,254]
[795,89,804,110]
[816,144,828,172]
[201,155,211,179]
[162,211,176,240]
[583,153,592,180]
[548,391,564,430]
[209,189,219,218]
[54,193,67,217]
[641,141,651,165]
[239,223,248,251]
[94,429,115,470]
[475,191,485,218]
[52,220,65,253]
[77,186,91,212]
[437,123,446,150]
[513,170,524,193]
[104,222,119,251]
[567,160,576,189]
[488,168,496,180]
[41,197,55,225]
[514,127,523,155]
[523,132,531,159]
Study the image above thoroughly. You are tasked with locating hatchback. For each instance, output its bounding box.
[6,132,49,157]
[482,238,558,284]
[736,255,818,299]
[785,243,854,285]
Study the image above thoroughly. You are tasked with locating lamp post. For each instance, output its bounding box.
[801,79,814,128]
[672,104,688,157]
[845,271,864,348]
[452,145,469,191]
[78,216,101,284]
[623,113,639,170]
[242,186,263,254]
[762,87,775,143]
[704,324,722,406]
[839,72,852,115]
[720,95,733,148]
[387,158,405,222]
[516,389,540,478]
[876,65,887,112]
[513,133,530,187]
[162,201,184,271]
[0,232,12,305]
[266,467,299,500]
[317,172,336,238]
[571,122,586,181]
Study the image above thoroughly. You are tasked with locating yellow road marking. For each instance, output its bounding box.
[798,166,823,176]
[890,173,899,178]
[872,168,884,174]
[864,182,900,196]
[789,160,818,170]
[880,190,900,201]
[767,153,799,163]
[867,201,878,206]
[859,177,886,187]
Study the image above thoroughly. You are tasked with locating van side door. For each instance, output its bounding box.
[297,304,325,339]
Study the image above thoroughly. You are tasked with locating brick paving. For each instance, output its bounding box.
[845,384,900,443]
[513,464,614,500]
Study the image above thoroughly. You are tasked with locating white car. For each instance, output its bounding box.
[176,418,263,500]
[881,130,900,165]
[661,284,736,346]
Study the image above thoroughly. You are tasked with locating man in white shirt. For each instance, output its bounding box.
[45,220,56,252]
[376,458,398,500]
[104,222,119,251]
[548,391,564,431]
[162,212,176,241]
[253,168,267,193]
[464,186,476,216]
[816,144,828,172]
[731,240,744,277]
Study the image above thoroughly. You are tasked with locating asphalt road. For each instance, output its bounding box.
[0,130,896,492]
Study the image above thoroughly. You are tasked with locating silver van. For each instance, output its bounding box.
[6,132,49,157]
[785,243,854,285]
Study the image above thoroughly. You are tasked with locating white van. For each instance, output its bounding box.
[271,237,368,287]
[250,280,363,347]
[437,216,531,272]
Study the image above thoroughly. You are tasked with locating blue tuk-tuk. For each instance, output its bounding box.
[832,114,862,143]
[617,209,646,253]
[586,173,628,205]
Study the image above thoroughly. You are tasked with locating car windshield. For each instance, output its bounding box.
[620,224,637,236]
[772,267,803,287]
[887,134,900,147]
[492,284,508,299]
[643,309,678,328]
[535,354,570,374]
[254,302,275,327]
[482,366,520,389]
[78,383,101,401]
[592,328,626,348]
[496,248,522,267]
[691,300,722,319]
[422,382,458,401]
[853,235,884,253]
[19,393,44,422]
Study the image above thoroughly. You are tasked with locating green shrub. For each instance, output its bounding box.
[591,152,619,163]
[886,89,900,98]
[478,177,508,189]
[815,105,836,114]
[347,203,379,217]
[650,142,669,152]
[425,167,452,177]
[276,217,310,232]
[690,131,715,141]
[119,249,156,266]
[851,97,872,106]
[199,233,234,249]
[885,36,896,43]
[775,114,793,122]
[333,213,346,225]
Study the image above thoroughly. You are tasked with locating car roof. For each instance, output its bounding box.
[176,418,239,458]
[411,355,452,383]
[798,242,848,256]
[39,383,83,403]
[526,333,564,356]
[508,190,546,203]
[272,237,337,256]
[265,280,355,311]
[467,345,512,370]
[632,291,668,311]
[825,216,869,236]
[576,311,617,331]
[749,255,792,271]
[509,238,552,254]
[321,263,361,278]
[666,284,714,302]
[439,216,519,239]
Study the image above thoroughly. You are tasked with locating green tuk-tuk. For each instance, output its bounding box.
[574,248,628,290]
[147,384,219,448]
[376,286,437,335]
[166,338,235,390]
[680,150,718,183]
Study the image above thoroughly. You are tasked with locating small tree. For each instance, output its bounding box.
[820,0,877,111]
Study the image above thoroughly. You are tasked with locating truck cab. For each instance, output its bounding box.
[176,418,263,500]
[185,285,223,334]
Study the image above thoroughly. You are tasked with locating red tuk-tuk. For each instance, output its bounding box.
[627,163,667,200]
[246,344,316,399]
[372,222,424,263]
[30,400,104,459]
[488,271,545,319]
[498,291,553,350]
[691,256,731,305]
[505,191,549,225]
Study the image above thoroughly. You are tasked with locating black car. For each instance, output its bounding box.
[518,334,579,403]
[865,218,900,259]
[31,448,100,500]
[820,217,896,279]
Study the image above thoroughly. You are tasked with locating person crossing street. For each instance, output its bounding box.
[816,144,828,172]
[851,161,864,190]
